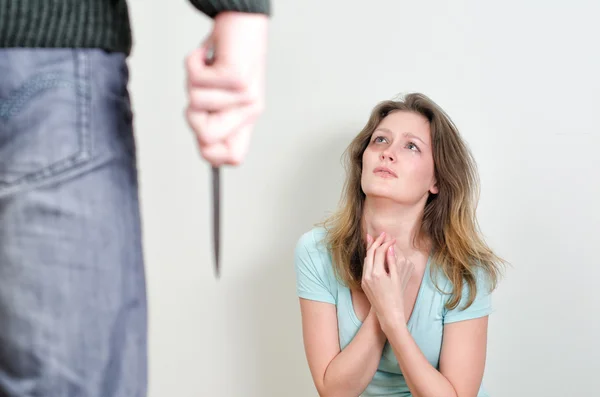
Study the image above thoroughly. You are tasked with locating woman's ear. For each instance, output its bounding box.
[429,180,439,194]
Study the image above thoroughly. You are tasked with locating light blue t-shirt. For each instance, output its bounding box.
[294,227,493,397]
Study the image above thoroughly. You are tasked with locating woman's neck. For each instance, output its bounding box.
[361,197,429,257]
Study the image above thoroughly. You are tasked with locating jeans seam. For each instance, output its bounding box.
[75,49,92,160]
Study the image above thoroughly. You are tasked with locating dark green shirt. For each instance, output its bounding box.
[0,0,271,56]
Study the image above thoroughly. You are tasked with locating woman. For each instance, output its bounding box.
[294,93,504,397]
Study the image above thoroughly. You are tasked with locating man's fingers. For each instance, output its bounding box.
[195,104,258,146]
[186,108,207,138]
[198,140,228,167]
[187,102,261,166]
[197,123,254,166]
[186,48,246,91]
[226,124,252,165]
[188,87,251,112]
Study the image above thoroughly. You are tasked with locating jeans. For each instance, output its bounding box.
[0,49,147,396]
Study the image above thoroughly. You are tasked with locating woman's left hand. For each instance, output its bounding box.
[362,233,415,331]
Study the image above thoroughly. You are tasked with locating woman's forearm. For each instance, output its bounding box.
[321,311,387,397]
[383,321,457,397]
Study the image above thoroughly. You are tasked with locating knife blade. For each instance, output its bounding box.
[203,41,221,278]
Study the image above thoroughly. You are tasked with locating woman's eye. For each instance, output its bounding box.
[373,136,387,143]
[407,142,419,151]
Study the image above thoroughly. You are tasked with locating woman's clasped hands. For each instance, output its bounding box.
[361,232,416,332]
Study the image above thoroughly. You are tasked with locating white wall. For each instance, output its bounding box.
[127,0,600,396]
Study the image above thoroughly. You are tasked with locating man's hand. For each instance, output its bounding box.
[185,11,268,166]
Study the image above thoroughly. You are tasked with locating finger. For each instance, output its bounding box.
[365,234,374,249]
[397,257,416,289]
[365,233,387,277]
[223,123,252,166]
[195,104,258,146]
[185,47,211,82]
[362,234,374,283]
[197,122,254,166]
[188,87,252,112]
[197,140,229,167]
[186,46,246,91]
[386,244,397,278]
[364,232,386,279]
[373,239,395,276]
[186,108,208,136]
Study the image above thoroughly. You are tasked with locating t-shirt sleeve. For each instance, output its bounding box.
[294,230,336,305]
[443,267,493,324]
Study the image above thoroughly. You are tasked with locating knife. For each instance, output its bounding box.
[211,165,220,278]
[203,42,221,279]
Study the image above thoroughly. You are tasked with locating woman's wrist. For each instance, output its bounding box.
[365,309,387,343]
[379,312,408,337]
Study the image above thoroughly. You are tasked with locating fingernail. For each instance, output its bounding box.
[389,245,394,255]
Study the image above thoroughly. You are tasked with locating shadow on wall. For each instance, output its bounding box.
[223,121,362,396]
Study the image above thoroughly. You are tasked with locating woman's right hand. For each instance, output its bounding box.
[363,233,390,340]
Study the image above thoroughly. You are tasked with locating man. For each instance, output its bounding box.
[0,0,270,396]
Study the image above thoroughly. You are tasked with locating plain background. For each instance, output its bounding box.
[127,0,599,396]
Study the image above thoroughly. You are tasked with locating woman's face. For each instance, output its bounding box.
[361,110,438,205]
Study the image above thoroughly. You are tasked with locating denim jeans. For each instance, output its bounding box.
[0,49,147,396]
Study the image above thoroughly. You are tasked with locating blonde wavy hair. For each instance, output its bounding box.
[320,93,504,310]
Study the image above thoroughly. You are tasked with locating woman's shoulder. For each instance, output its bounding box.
[294,226,339,302]
[294,226,336,277]
[427,258,495,320]
[428,260,494,295]
[295,226,330,255]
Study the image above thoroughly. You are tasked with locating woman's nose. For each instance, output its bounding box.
[380,150,395,162]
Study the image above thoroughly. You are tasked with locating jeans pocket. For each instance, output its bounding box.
[0,50,92,195]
